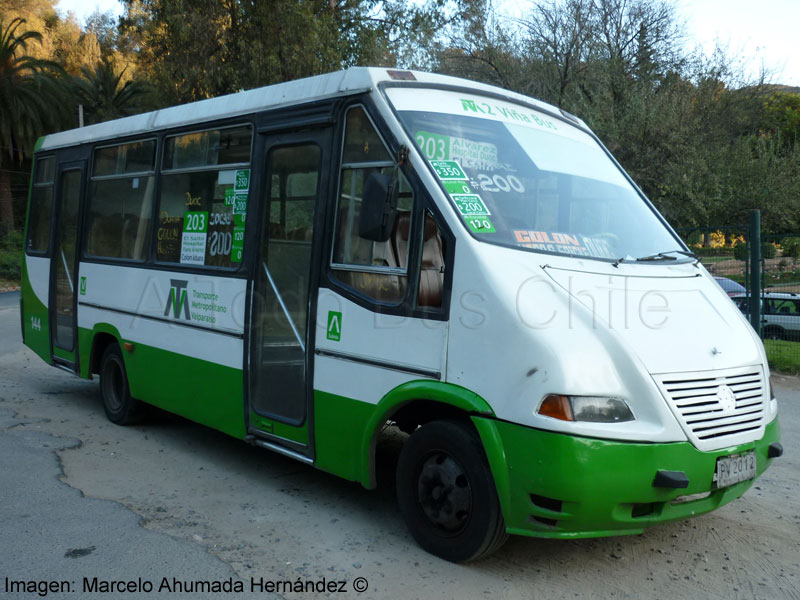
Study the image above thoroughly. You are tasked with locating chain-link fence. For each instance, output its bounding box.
[679,224,800,374]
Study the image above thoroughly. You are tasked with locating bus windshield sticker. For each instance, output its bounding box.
[224,187,235,206]
[443,181,472,195]
[466,217,496,234]
[416,131,500,171]
[430,160,467,181]
[235,169,250,192]
[181,211,209,265]
[513,230,613,258]
[233,193,248,215]
[232,169,249,217]
[452,194,490,218]
[231,213,245,263]
[459,97,558,131]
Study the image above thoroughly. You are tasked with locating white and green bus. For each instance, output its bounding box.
[20,67,782,562]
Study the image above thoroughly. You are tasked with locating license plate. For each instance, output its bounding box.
[715,451,756,488]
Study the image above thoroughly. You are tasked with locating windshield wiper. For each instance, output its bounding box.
[635,250,697,262]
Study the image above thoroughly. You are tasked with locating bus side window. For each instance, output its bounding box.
[26,157,56,254]
[331,106,413,304]
[157,125,252,268]
[86,140,156,261]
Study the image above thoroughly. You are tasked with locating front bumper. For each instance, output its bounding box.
[472,415,781,539]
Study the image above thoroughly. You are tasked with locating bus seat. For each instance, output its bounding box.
[268,222,286,239]
[333,206,404,302]
[288,226,312,241]
[393,212,444,307]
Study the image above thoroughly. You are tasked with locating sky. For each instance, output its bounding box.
[56,0,800,88]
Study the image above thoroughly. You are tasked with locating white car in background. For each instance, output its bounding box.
[732,292,800,340]
[714,276,746,297]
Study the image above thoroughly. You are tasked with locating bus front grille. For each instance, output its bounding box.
[653,366,768,451]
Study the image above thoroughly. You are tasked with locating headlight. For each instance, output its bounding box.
[538,395,635,423]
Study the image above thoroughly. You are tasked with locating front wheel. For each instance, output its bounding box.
[396,420,508,562]
[100,343,142,425]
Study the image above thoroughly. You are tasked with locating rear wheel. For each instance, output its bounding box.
[100,343,141,425]
[396,420,508,562]
[763,326,786,341]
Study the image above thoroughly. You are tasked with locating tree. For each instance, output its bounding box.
[0,18,69,231]
[763,92,800,149]
[119,0,487,104]
[75,57,154,124]
[85,9,119,56]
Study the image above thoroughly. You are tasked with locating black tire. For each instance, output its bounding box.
[396,420,508,562]
[764,326,786,341]
[99,344,141,425]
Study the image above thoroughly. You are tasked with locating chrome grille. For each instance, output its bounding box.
[654,366,767,451]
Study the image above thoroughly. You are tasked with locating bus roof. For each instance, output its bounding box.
[38,67,572,151]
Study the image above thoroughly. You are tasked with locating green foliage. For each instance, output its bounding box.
[763,92,800,149]
[0,229,23,280]
[0,18,70,160]
[75,57,154,124]
[782,237,800,259]
[764,339,800,376]
[119,0,483,104]
[730,241,780,261]
[0,17,72,231]
[691,246,734,257]
[0,0,797,241]
[435,0,800,234]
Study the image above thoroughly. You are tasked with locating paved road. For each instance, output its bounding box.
[0,292,265,600]
[0,293,798,600]
[0,291,20,357]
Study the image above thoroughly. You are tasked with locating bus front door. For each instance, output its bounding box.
[247,129,331,458]
[49,162,85,371]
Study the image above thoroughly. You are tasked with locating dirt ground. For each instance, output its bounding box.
[0,313,798,599]
[0,279,20,293]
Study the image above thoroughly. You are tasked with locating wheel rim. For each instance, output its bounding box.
[103,358,124,412]
[416,451,472,533]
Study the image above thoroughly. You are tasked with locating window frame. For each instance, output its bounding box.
[75,119,257,278]
[84,137,158,263]
[25,155,57,257]
[323,98,454,321]
[329,104,403,276]
[153,123,255,272]
[161,123,254,174]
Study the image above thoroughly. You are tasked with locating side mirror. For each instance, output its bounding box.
[359,171,398,242]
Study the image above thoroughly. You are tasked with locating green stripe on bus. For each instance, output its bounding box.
[314,381,495,488]
[20,266,50,363]
[478,415,781,539]
[78,327,246,439]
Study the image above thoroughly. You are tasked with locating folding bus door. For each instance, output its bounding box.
[247,127,332,459]
[49,161,86,371]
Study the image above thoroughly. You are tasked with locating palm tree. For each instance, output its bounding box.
[0,18,69,232]
[75,57,153,125]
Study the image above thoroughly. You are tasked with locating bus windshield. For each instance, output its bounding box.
[387,88,683,262]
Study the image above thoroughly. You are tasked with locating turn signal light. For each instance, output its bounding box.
[538,395,574,421]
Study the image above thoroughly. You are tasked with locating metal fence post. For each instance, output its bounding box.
[749,210,761,336]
